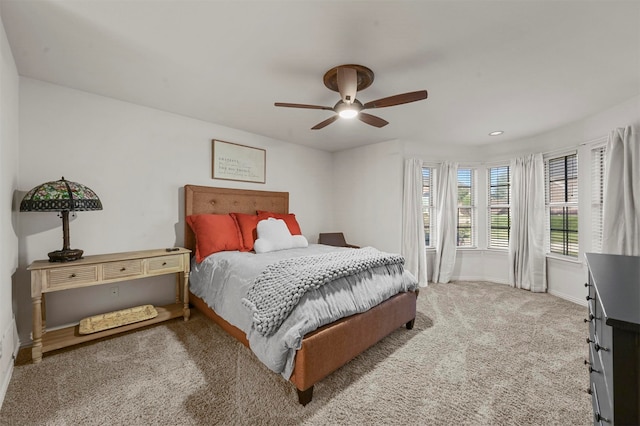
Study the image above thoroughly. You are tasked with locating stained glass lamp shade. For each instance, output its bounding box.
[20,177,103,262]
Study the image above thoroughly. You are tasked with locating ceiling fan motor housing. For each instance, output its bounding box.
[323,64,375,93]
[274,64,427,130]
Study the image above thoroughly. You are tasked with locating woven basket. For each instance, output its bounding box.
[79,305,158,335]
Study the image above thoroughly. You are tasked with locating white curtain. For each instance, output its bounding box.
[432,162,458,283]
[509,154,546,292]
[401,159,428,287]
[602,125,640,255]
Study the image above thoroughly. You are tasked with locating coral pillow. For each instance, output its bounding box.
[230,212,259,252]
[186,214,242,263]
[256,211,302,235]
[254,218,308,254]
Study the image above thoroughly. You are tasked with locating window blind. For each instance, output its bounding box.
[457,168,476,247]
[545,153,578,257]
[422,167,435,248]
[591,146,606,253]
[488,165,510,249]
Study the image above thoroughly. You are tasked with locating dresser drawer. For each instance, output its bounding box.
[589,343,611,406]
[47,265,99,289]
[591,380,612,425]
[589,338,601,373]
[103,260,143,280]
[587,299,596,322]
[587,280,596,299]
[148,255,182,273]
[596,327,614,406]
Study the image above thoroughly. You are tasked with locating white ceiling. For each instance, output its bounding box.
[2,0,639,152]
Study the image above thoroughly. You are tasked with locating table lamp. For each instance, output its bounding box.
[20,177,103,262]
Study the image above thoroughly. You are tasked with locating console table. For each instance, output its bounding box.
[27,248,191,363]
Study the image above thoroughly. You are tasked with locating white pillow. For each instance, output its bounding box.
[254,218,308,253]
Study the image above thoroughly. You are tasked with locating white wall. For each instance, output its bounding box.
[332,140,404,253]
[0,11,20,409]
[484,95,640,161]
[15,78,335,344]
[333,94,640,305]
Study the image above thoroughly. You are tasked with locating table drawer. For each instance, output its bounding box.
[148,255,182,273]
[47,266,99,289]
[103,260,143,280]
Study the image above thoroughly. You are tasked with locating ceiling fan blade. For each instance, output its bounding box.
[362,90,428,109]
[275,102,333,111]
[358,112,389,128]
[311,115,339,130]
[337,67,357,105]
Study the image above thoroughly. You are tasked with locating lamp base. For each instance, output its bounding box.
[48,249,84,262]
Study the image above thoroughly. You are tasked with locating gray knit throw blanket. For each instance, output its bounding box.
[242,247,406,337]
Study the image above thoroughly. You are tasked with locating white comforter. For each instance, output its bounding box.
[189,244,417,379]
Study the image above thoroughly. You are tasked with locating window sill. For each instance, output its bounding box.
[545,253,583,265]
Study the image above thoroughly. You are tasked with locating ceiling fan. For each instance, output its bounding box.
[275,64,428,130]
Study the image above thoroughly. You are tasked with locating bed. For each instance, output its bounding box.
[183,184,418,405]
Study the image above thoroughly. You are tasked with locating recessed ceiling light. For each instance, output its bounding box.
[489,131,504,136]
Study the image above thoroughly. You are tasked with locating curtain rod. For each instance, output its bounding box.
[541,134,608,158]
[421,133,611,167]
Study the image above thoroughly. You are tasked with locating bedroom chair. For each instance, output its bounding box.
[317,232,359,248]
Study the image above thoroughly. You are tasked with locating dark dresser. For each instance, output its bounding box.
[585,253,640,425]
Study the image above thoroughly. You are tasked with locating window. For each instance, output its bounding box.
[422,167,435,247]
[457,168,476,247]
[591,146,606,253]
[546,153,578,257]
[488,165,510,249]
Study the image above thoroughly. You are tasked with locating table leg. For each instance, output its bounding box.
[174,274,180,304]
[182,271,190,321]
[41,293,46,332]
[32,296,43,363]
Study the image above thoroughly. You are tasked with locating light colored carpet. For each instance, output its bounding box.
[0,281,591,425]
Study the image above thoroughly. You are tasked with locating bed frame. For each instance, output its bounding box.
[184,184,417,405]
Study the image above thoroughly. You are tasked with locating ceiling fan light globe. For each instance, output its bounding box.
[339,109,359,119]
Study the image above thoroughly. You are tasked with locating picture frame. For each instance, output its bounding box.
[212,139,266,184]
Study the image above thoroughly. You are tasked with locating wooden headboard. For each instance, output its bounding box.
[184,185,289,253]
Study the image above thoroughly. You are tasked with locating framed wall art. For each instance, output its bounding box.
[212,139,266,183]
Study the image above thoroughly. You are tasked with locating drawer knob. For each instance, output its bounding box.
[120,267,126,271]
[584,359,591,366]
[588,366,600,374]
[162,262,167,266]
[595,413,610,423]
[586,388,592,395]
[586,338,608,352]
[594,343,609,352]
[586,295,594,301]
[584,314,595,323]
[70,273,76,278]
[584,282,590,287]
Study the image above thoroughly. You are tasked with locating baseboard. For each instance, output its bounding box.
[479,277,510,285]
[452,275,510,285]
[548,289,587,307]
[0,317,19,411]
[451,275,485,282]
[447,278,585,306]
